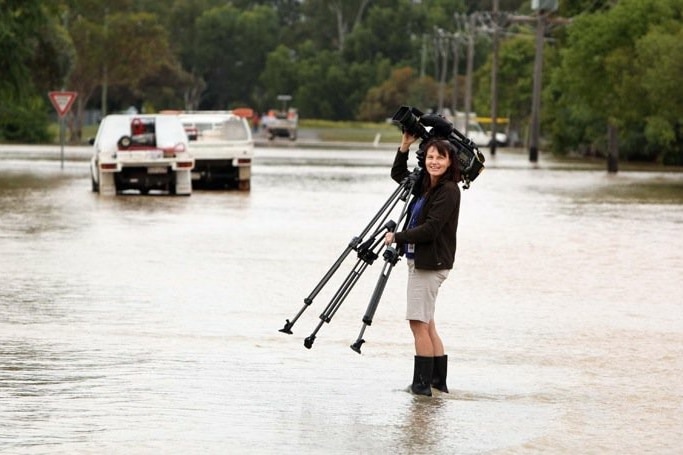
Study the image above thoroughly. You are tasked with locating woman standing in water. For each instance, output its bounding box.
[385,131,461,396]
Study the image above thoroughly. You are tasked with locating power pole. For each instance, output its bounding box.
[529,9,545,163]
[101,7,109,119]
[490,0,500,156]
[451,13,468,115]
[420,34,427,78]
[509,6,569,162]
[464,13,476,135]
[450,34,460,113]
[467,3,571,162]
[607,123,619,173]
[434,27,449,113]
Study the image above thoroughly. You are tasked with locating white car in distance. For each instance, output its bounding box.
[90,114,194,196]
[464,120,508,148]
[444,110,508,148]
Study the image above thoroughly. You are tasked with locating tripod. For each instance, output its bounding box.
[279,168,420,352]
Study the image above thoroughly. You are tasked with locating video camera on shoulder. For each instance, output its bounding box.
[391,105,485,189]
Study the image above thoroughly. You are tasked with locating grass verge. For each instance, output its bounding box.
[299,119,402,142]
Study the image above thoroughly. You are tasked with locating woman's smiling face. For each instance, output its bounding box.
[425,145,451,180]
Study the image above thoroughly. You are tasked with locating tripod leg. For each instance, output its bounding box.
[350,325,367,353]
[303,254,373,348]
[350,173,418,352]
[304,222,400,348]
[279,243,355,334]
[350,247,400,354]
[281,180,409,335]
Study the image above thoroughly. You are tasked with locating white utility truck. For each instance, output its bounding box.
[90,114,194,196]
[177,111,254,191]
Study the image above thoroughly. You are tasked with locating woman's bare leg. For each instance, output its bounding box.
[409,320,434,356]
[428,319,444,356]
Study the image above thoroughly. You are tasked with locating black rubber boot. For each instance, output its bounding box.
[411,356,433,396]
[431,355,449,393]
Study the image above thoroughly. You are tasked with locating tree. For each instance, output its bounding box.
[194,4,279,109]
[65,9,182,141]
[550,0,683,166]
[166,0,226,109]
[1,0,52,97]
[635,25,683,164]
[342,1,427,66]
[0,1,67,142]
[290,48,359,119]
[259,45,301,111]
[357,67,439,121]
[299,0,373,52]
[474,34,534,136]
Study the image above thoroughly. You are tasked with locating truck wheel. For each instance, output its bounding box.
[91,175,99,193]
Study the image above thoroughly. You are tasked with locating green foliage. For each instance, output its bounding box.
[548,0,683,163]
[342,1,427,65]
[35,21,76,92]
[636,25,683,123]
[474,34,535,129]
[0,0,49,96]
[62,4,190,139]
[0,0,56,142]
[0,95,51,143]
[259,44,300,107]
[357,67,439,121]
[292,50,352,119]
[194,4,279,108]
[299,118,402,142]
[1,0,681,168]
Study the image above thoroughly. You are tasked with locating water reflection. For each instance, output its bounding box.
[0,339,108,448]
[399,397,447,452]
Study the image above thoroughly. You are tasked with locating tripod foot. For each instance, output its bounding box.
[278,319,294,334]
[350,339,365,354]
[304,335,316,349]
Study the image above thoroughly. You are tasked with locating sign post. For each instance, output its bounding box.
[48,91,78,169]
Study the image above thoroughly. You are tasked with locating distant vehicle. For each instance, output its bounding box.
[262,94,298,141]
[463,119,508,148]
[477,116,510,147]
[89,114,194,196]
[444,110,508,148]
[176,111,254,191]
[262,108,298,141]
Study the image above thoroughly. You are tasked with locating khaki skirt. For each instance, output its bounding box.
[405,259,450,323]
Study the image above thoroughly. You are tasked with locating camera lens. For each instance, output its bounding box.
[391,106,427,139]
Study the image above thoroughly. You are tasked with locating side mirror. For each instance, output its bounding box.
[88,137,95,145]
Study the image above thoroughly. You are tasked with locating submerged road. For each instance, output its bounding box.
[1,146,682,453]
[0,137,398,162]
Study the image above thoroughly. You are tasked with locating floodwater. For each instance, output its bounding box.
[1,147,682,454]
